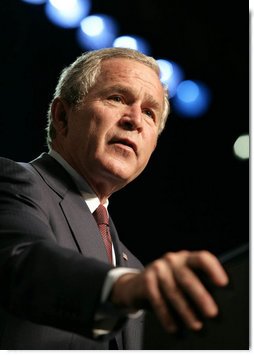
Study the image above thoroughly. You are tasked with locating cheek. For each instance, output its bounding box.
[89,108,116,137]
[144,132,158,155]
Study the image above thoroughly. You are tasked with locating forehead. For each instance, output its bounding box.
[95,57,164,102]
[99,57,159,83]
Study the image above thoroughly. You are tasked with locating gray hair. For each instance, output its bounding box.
[46,47,170,148]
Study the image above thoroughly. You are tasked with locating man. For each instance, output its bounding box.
[0,48,228,350]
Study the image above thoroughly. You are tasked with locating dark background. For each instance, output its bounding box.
[0,1,249,264]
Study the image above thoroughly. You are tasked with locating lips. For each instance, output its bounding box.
[109,137,137,155]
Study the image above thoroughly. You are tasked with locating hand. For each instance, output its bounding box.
[111,250,229,333]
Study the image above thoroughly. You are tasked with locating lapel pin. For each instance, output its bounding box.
[122,252,128,261]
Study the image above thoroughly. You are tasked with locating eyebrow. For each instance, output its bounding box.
[98,85,162,112]
[143,92,162,112]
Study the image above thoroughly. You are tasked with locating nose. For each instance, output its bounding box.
[119,105,143,132]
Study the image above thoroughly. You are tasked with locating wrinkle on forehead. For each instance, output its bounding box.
[95,58,165,109]
[101,58,160,85]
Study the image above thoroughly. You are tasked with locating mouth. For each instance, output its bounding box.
[109,137,137,155]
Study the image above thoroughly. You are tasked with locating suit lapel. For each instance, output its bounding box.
[30,153,109,263]
[60,191,109,262]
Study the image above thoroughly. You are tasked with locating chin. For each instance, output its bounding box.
[102,159,135,183]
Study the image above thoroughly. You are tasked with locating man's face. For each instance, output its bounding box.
[55,58,165,196]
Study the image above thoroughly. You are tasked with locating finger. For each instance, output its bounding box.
[158,265,203,331]
[174,266,219,318]
[144,269,178,333]
[187,251,229,286]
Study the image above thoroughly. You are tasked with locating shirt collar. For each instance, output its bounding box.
[49,150,109,213]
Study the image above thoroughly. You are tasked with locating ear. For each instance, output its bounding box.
[51,97,70,137]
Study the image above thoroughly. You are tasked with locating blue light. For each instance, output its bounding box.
[77,14,118,50]
[45,0,91,29]
[113,36,138,50]
[157,59,184,98]
[113,35,151,55]
[177,80,200,103]
[173,80,211,118]
[21,0,46,4]
[157,59,173,82]
[80,16,104,36]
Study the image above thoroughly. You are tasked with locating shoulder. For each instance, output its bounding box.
[0,154,60,188]
[0,156,37,183]
[0,156,49,214]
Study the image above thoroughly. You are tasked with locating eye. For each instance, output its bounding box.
[143,109,154,119]
[109,95,123,103]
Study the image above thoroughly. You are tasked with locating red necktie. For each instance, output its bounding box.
[93,204,113,264]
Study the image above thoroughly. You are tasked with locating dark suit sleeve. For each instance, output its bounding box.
[0,157,113,339]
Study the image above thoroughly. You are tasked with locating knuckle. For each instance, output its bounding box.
[178,250,190,258]
[150,259,164,272]
[197,250,213,264]
[163,250,189,265]
[163,252,176,264]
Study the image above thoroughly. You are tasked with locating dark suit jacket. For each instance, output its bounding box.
[0,153,144,350]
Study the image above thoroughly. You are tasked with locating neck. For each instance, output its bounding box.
[51,145,124,203]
